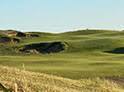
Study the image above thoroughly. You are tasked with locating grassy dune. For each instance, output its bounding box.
[0,66,123,92]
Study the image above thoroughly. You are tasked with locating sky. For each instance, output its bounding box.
[0,0,124,33]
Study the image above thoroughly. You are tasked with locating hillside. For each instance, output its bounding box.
[0,29,124,91]
[1,29,124,54]
[0,66,123,92]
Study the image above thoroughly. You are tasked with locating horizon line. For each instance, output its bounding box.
[0,28,123,33]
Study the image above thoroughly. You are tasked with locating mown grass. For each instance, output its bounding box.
[0,52,123,79]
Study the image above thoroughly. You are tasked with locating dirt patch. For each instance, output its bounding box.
[20,42,67,54]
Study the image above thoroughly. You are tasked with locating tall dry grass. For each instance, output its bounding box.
[0,66,123,92]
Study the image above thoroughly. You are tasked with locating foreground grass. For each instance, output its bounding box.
[0,66,123,92]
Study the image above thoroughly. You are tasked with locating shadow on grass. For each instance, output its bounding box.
[90,62,120,66]
[105,47,124,54]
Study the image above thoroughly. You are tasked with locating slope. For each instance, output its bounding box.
[0,66,123,92]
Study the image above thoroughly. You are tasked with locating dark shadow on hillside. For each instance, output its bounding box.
[105,47,124,54]
[0,37,20,43]
[20,42,67,54]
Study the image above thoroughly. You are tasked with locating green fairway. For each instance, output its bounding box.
[0,52,124,79]
[0,30,124,79]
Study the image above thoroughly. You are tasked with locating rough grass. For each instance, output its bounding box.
[0,66,123,92]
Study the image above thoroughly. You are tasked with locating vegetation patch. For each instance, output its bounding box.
[19,41,67,54]
[0,66,123,92]
[0,37,20,44]
[16,31,26,37]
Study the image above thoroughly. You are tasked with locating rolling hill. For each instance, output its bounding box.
[0,29,124,55]
[0,29,124,92]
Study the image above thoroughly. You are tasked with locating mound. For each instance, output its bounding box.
[20,42,67,54]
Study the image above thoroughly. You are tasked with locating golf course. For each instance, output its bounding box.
[0,29,124,92]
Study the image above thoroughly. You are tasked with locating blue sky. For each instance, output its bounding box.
[0,0,124,33]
